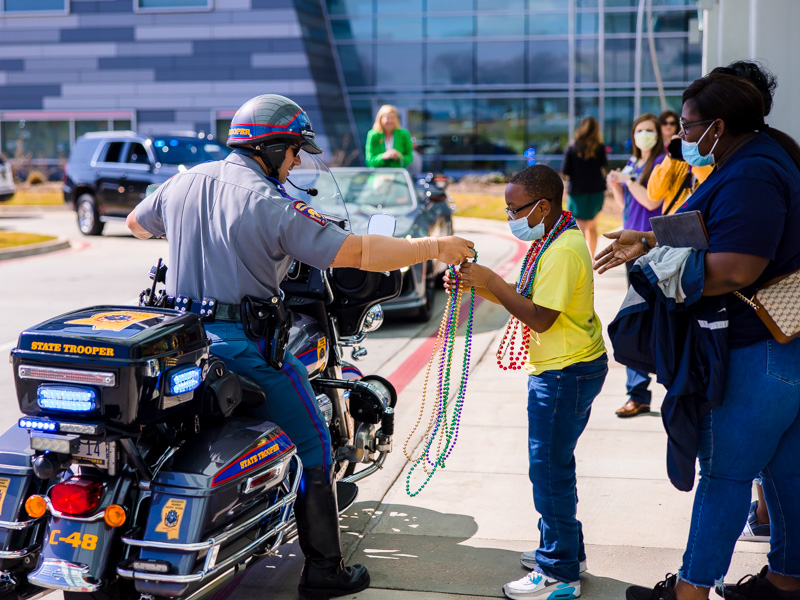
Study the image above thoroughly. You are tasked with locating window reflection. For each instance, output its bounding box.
[642,37,701,82]
[375,0,422,12]
[529,41,569,84]
[476,98,525,155]
[332,18,373,41]
[426,16,474,38]
[477,0,524,9]
[477,42,524,84]
[376,43,423,86]
[527,97,569,155]
[604,96,633,155]
[326,0,373,16]
[338,44,373,87]
[528,12,568,36]
[427,43,473,85]
[377,17,422,39]
[575,39,599,83]
[4,0,64,10]
[605,11,636,34]
[476,14,525,37]
[605,38,635,83]
[576,11,598,34]
[427,0,472,11]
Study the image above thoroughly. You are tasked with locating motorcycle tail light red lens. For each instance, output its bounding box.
[50,477,103,516]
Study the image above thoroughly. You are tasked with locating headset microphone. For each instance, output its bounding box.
[286,178,318,197]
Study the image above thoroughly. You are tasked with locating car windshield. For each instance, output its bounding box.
[333,170,416,216]
[151,138,229,165]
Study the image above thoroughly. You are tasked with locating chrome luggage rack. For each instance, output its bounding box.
[0,516,42,561]
[117,454,302,585]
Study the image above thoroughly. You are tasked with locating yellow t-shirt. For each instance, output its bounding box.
[524,229,606,375]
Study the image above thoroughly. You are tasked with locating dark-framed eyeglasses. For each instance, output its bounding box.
[505,198,548,219]
[679,118,714,136]
[662,120,678,127]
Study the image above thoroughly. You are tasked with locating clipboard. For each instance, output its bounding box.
[649,210,709,250]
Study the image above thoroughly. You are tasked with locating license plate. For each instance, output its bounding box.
[74,440,116,473]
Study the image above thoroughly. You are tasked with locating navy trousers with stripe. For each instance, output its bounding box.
[204,322,332,476]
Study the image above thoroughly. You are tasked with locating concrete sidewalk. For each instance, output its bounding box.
[337,218,767,599]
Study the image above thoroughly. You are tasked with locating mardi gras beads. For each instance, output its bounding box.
[497,211,577,371]
[405,251,477,497]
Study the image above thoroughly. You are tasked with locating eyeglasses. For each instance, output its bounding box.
[505,198,548,219]
[662,120,678,127]
[679,118,714,136]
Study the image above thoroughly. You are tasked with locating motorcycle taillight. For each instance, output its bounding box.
[50,477,103,516]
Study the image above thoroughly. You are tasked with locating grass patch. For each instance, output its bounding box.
[0,232,57,249]
[451,191,623,234]
[5,184,64,206]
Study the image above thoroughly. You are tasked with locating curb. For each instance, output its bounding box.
[0,238,71,262]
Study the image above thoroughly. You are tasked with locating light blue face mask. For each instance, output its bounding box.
[681,121,719,167]
[508,202,546,241]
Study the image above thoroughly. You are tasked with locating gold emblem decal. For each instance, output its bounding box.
[66,311,161,332]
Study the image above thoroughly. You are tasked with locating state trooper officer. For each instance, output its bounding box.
[127,94,474,599]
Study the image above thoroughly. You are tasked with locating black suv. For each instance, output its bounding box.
[63,131,229,235]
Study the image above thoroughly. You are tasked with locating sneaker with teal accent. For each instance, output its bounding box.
[520,551,587,574]
[503,571,581,600]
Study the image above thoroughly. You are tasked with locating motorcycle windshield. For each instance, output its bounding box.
[286,151,351,232]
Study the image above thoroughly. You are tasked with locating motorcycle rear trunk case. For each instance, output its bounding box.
[133,419,295,598]
[11,305,209,425]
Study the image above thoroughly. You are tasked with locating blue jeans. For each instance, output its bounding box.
[680,338,800,587]
[529,354,608,583]
[205,322,333,477]
[626,367,652,405]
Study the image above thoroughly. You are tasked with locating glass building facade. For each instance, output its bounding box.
[327,0,702,173]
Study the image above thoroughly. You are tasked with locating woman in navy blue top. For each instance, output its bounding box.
[597,66,800,600]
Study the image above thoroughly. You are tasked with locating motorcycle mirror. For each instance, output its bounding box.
[367,213,396,237]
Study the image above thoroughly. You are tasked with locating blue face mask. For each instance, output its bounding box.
[681,122,719,167]
[508,203,546,241]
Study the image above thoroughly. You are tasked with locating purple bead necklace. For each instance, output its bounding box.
[405,252,477,497]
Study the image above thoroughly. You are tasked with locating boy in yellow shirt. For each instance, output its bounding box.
[456,165,607,600]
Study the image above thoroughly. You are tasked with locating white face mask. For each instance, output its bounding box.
[634,130,658,151]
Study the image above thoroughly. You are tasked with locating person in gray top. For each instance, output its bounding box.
[127,94,474,599]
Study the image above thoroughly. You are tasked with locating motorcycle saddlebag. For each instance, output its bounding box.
[122,418,298,598]
[0,426,44,571]
[11,305,209,425]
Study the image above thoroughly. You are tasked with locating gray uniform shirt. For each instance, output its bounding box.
[134,151,349,304]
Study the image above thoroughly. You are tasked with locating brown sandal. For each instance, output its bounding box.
[615,400,651,418]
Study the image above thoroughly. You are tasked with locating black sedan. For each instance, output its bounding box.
[331,167,455,321]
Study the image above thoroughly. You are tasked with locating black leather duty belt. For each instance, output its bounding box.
[174,296,240,322]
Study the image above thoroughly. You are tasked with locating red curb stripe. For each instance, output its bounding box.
[386,231,528,395]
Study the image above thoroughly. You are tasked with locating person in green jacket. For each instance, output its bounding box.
[365,104,414,168]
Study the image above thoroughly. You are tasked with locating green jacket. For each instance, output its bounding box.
[365,128,413,168]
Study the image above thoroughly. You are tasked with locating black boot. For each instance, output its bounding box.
[294,466,370,599]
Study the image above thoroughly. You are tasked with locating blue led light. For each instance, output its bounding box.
[18,418,58,432]
[37,385,97,412]
[168,366,202,395]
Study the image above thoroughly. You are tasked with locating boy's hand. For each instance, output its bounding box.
[457,263,493,289]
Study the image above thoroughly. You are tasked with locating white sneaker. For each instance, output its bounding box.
[520,551,587,574]
[503,571,581,600]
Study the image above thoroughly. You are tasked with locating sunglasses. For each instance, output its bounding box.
[662,120,678,126]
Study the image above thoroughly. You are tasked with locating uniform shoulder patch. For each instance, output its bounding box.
[292,200,327,226]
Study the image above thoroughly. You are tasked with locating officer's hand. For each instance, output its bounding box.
[437,236,475,265]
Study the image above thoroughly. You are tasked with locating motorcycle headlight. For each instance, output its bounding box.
[362,305,384,334]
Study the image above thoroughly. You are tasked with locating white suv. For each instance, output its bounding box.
[0,160,15,203]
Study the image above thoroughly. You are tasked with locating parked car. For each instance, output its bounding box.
[0,159,15,203]
[331,167,455,321]
[63,131,229,235]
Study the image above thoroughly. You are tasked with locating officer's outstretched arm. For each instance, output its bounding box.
[126,211,154,240]
[330,234,475,271]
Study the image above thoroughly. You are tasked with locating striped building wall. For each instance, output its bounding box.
[0,0,353,157]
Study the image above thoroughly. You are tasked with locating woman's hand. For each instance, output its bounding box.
[606,170,623,187]
[593,230,650,273]
[383,149,401,161]
[457,263,494,289]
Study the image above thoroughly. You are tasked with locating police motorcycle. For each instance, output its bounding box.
[0,151,402,600]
